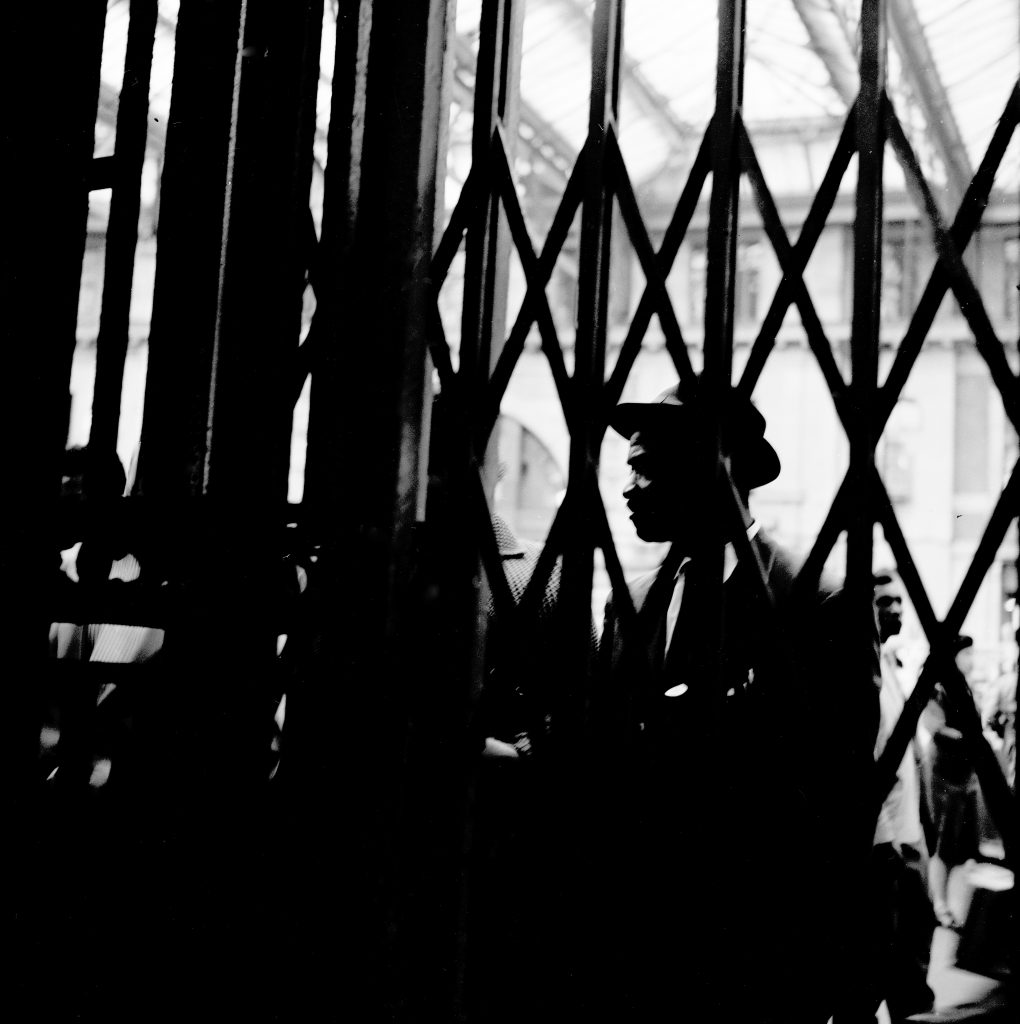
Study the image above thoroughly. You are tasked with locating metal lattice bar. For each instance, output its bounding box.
[874,463,1020,847]
[739,102,858,396]
[481,143,584,440]
[601,125,710,420]
[203,0,323,503]
[737,116,852,426]
[88,154,118,191]
[329,2,460,1016]
[485,127,576,442]
[609,126,695,385]
[460,0,524,404]
[433,165,483,286]
[876,82,1019,431]
[302,0,373,515]
[694,0,747,724]
[795,478,853,594]
[883,95,1020,431]
[704,0,746,392]
[563,0,623,712]
[7,1,107,794]
[138,1,246,500]
[794,80,1018,592]
[847,0,886,611]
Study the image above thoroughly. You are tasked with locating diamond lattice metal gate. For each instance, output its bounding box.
[430,0,1017,852]
[7,0,1017,1019]
[422,0,1018,1013]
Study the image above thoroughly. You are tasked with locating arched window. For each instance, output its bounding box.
[492,415,566,544]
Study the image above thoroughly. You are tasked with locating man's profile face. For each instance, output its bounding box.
[873,579,904,643]
[623,431,695,544]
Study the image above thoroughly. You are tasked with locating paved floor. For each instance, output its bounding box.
[881,859,1013,1023]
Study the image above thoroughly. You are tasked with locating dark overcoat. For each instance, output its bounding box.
[593,531,880,1022]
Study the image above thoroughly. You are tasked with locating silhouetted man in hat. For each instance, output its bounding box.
[595,377,880,1023]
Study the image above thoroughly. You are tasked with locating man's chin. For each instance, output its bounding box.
[632,519,668,543]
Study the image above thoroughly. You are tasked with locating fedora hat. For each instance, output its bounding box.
[609,378,781,488]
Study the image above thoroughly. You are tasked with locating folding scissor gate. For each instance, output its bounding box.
[5,0,1016,1018]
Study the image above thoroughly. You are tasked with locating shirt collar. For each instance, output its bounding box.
[724,519,761,581]
[674,520,760,582]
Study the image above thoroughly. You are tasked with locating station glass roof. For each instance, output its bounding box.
[92,0,1018,230]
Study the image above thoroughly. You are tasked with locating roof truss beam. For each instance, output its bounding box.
[789,0,973,210]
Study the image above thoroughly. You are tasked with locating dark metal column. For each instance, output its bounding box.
[198,10,325,1017]
[567,0,623,710]
[565,15,624,1005]
[697,0,747,722]
[446,4,526,1018]
[461,0,525,406]
[204,0,322,503]
[849,1,886,626]
[137,0,245,500]
[6,1,107,1009]
[109,7,323,1017]
[302,0,373,516]
[5,0,106,784]
[294,2,456,1019]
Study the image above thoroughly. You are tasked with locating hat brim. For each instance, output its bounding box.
[608,402,781,488]
[609,402,687,441]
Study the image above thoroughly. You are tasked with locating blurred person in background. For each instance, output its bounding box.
[977,647,1017,790]
[921,636,990,930]
[421,398,594,1021]
[986,650,1016,789]
[44,445,164,789]
[835,571,936,1024]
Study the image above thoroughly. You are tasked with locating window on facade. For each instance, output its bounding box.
[881,437,913,503]
[609,229,633,328]
[953,373,990,494]
[735,240,763,324]
[1005,236,1018,322]
[689,243,706,326]
[686,239,761,326]
[494,416,566,544]
[551,256,578,336]
[881,226,910,323]
[881,398,919,503]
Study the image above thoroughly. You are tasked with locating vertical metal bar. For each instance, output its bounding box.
[204,0,323,504]
[6,0,106,782]
[460,0,523,414]
[303,0,373,518]
[564,16,624,1001]
[704,0,745,394]
[448,0,523,805]
[446,5,525,1016]
[137,1,245,500]
[299,2,454,1018]
[841,14,887,993]
[567,0,623,719]
[279,11,382,1015]
[696,0,746,726]
[90,0,158,457]
[849,1,886,620]
[567,19,623,1001]
[181,0,323,790]
[6,0,107,1001]
[189,13,327,1015]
